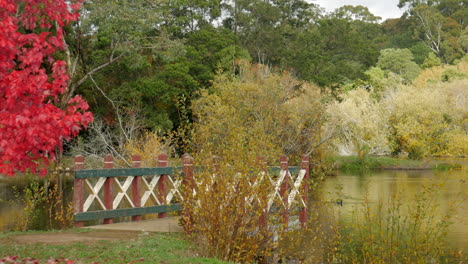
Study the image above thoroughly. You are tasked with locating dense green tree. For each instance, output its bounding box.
[408,42,433,64]
[381,18,418,48]
[288,8,381,86]
[71,1,251,132]
[222,0,319,65]
[377,48,421,83]
[332,5,381,23]
[160,0,223,36]
[422,52,442,68]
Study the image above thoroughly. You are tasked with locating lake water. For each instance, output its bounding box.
[319,163,467,252]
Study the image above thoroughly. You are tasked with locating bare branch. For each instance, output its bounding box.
[89,75,130,142]
[70,53,124,94]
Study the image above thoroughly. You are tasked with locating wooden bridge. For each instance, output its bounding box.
[73,154,311,230]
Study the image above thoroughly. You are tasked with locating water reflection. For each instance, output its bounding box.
[0,174,74,231]
[320,166,468,251]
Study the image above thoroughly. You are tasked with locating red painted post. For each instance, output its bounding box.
[73,155,85,227]
[258,156,268,231]
[157,154,168,218]
[103,154,114,224]
[132,155,142,222]
[299,155,310,228]
[279,155,289,229]
[182,154,194,190]
[182,153,194,234]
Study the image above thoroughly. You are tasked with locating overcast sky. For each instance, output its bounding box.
[312,0,405,21]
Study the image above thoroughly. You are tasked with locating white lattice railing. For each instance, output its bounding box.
[73,154,310,228]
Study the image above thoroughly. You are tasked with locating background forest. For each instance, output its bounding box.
[66,0,468,162]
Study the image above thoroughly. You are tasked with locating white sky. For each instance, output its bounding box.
[311,0,405,21]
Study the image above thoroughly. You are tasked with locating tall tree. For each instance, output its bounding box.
[332,5,382,23]
[223,0,319,65]
[288,8,381,87]
[0,0,93,176]
[398,0,467,62]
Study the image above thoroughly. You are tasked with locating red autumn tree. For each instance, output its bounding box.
[0,0,93,176]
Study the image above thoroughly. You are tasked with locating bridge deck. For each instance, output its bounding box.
[83,217,182,233]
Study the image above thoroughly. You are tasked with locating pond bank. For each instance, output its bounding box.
[330,156,463,171]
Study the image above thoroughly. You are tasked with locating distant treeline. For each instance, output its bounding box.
[65,0,466,147]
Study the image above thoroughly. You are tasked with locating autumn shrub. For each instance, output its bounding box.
[124,130,173,167]
[182,155,274,263]
[328,67,467,159]
[276,201,341,264]
[413,57,468,88]
[8,172,74,231]
[441,68,467,82]
[326,88,391,156]
[182,63,328,263]
[191,62,326,159]
[385,79,467,158]
[337,183,465,264]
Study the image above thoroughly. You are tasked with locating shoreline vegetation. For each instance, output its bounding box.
[330,156,464,171]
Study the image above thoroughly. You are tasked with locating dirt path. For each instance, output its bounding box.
[2,230,140,245]
[2,217,181,245]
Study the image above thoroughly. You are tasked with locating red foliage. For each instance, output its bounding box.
[0,0,92,176]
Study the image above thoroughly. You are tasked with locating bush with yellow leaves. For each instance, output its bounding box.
[123,130,173,167]
[182,63,330,263]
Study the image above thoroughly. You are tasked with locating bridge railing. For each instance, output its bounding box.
[73,154,311,229]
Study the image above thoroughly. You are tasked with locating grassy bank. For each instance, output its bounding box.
[330,156,462,171]
[0,229,230,264]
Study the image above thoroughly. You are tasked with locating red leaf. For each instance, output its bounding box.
[0,0,89,176]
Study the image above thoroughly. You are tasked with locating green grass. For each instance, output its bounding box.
[0,230,231,264]
[329,156,461,171]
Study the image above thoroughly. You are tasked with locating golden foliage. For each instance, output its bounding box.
[182,157,273,263]
[326,88,391,156]
[124,131,173,167]
[387,79,467,158]
[329,58,467,158]
[192,63,325,162]
[183,63,328,262]
[413,58,468,88]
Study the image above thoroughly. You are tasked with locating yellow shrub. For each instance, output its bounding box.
[414,59,468,88]
[124,131,173,167]
[386,79,468,158]
[192,63,325,161]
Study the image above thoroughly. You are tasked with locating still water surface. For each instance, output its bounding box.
[319,163,467,252]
